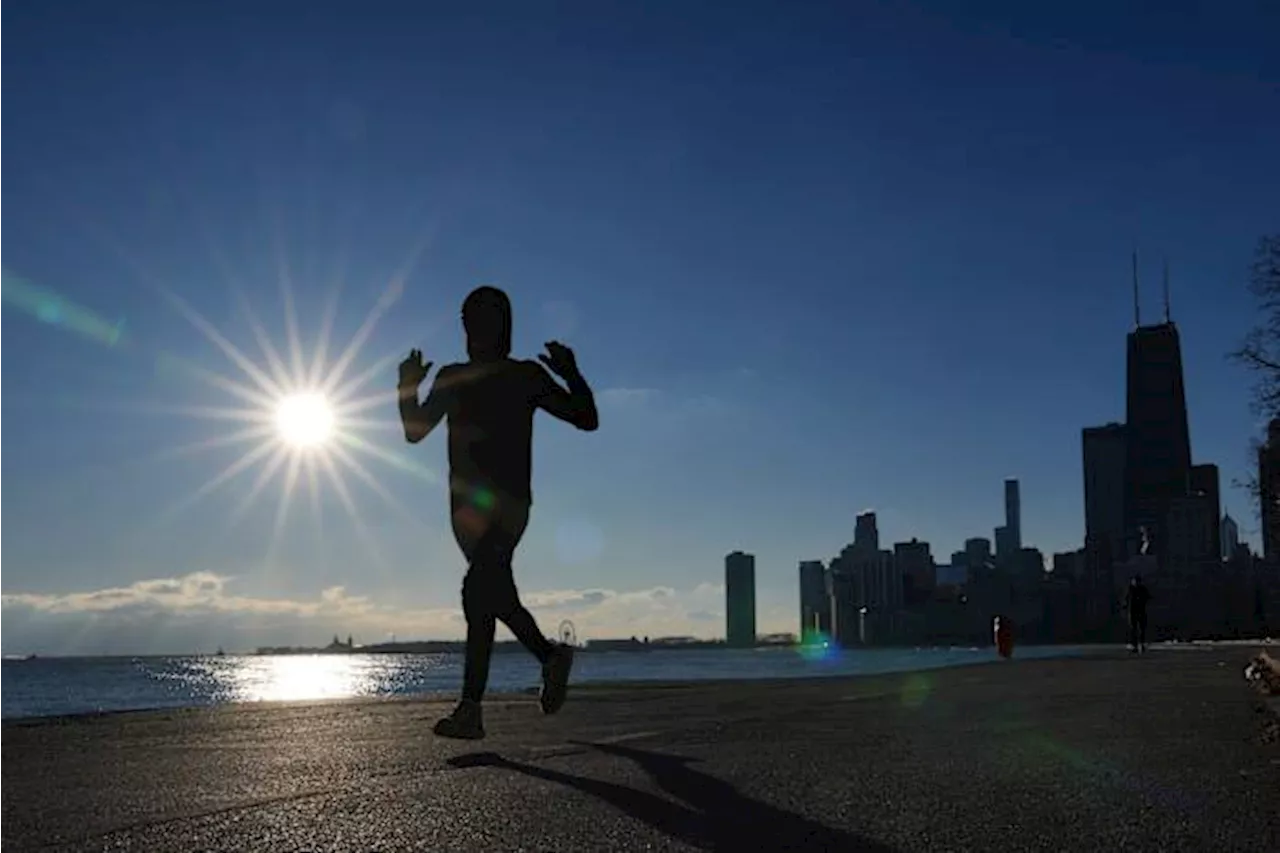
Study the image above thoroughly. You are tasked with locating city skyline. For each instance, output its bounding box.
[3,2,1277,655]
[773,263,1273,649]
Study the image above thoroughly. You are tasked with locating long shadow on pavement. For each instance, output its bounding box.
[448,741,895,852]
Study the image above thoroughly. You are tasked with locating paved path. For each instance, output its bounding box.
[4,650,1278,851]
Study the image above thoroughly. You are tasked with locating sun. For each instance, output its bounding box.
[274,392,335,449]
[132,223,443,566]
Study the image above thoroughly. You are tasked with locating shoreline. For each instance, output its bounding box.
[3,642,1263,728]
[0,649,1051,727]
[4,635,1273,663]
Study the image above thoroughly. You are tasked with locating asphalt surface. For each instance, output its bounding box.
[3,649,1278,852]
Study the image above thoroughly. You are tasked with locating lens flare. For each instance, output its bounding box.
[797,628,836,662]
[3,271,127,348]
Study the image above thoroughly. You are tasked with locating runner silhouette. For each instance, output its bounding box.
[1125,574,1151,654]
[398,285,599,739]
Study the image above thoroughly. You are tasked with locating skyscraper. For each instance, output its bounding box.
[854,511,879,553]
[1123,312,1192,559]
[964,537,993,577]
[994,525,1014,563]
[1004,479,1022,550]
[1083,423,1127,561]
[724,551,757,648]
[1189,463,1221,562]
[798,560,830,638]
[1165,492,1217,572]
[894,539,934,604]
[828,548,859,646]
[1221,512,1239,561]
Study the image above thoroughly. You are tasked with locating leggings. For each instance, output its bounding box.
[451,492,554,703]
[1129,612,1148,649]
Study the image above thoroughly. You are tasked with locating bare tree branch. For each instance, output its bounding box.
[1230,234,1280,513]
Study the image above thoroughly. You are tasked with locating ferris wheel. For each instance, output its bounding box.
[558,619,577,647]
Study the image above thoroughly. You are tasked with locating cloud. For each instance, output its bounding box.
[1,572,368,618]
[1,574,737,656]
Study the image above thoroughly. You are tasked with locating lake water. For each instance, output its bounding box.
[1,644,1105,720]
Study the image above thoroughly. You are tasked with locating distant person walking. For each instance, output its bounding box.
[397,285,599,739]
[1125,574,1151,654]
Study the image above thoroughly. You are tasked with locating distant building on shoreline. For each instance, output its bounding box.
[725,551,757,648]
[798,560,829,638]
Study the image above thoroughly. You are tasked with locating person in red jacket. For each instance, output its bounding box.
[397,286,599,739]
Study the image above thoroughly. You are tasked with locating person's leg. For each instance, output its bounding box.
[432,497,498,739]
[486,501,556,663]
[500,604,555,663]
[456,499,505,703]
[485,500,574,715]
[1137,612,1147,652]
[461,577,499,703]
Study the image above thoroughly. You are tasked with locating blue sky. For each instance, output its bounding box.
[3,1,1277,654]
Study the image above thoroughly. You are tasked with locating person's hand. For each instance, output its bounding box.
[398,349,431,388]
[538,340,579,380]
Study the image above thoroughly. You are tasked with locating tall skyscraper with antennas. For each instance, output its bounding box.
[1123,254,1192,559]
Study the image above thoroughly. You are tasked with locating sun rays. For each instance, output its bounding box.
[39,186,453,583]
[161,282,435,553]
[110,219,449,572]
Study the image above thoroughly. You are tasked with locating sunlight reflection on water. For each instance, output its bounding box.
[169,654,456,704]
[2,645,1106,719]
[230,656,374,703]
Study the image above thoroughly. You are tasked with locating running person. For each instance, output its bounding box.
[1125,574,1150,654]
[397,286,599,739]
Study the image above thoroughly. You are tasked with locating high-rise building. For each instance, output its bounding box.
[1014,547,1046,584]
[1124,312,1193,559]
[1221,512,1239,562]
[1005,479,1022,550]
[1259,419,1280,562]
[894,539,934,603]
[878,549,903,611]
[798,560,829,638]
[828,538,902,647]
[994,525,1015,564]
[724,551,757,648]
[827,511,886,645]
[1052,549,1086,580]
[1189,463,1221,562]
[854,511,879,553]
[1165,493,1217,572]
[870,549,900,643]
[1083,423,1128,560]
[828,546,861,647]
[964,537,993,576]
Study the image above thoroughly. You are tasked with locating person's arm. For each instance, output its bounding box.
[532,356,598,432]
[400,365,451,444]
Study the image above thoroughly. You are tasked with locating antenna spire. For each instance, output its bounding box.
[1162,259,1171,323]
[1132,250,1140,328]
